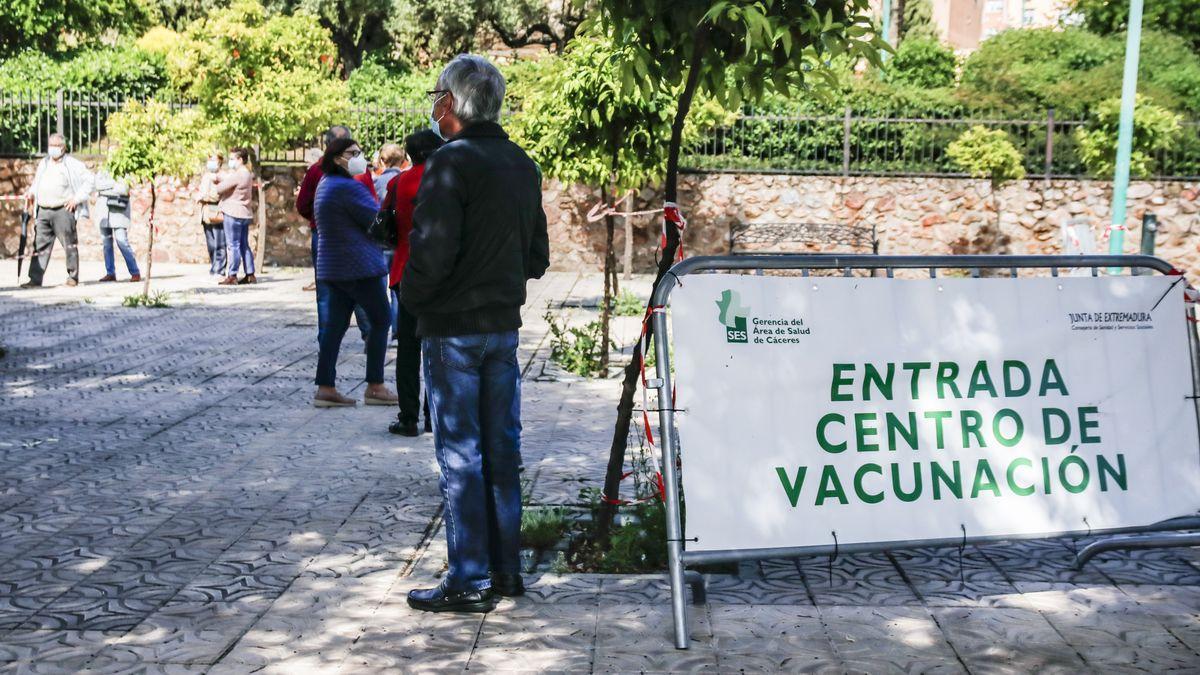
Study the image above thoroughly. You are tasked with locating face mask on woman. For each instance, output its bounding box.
[206,160,219,172]
[347,154,368,176]
[228,158,241,170]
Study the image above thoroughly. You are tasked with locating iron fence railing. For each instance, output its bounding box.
[682,107,1200,180]
[3,91,1199,180]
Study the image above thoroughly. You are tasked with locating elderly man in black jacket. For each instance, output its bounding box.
[402,54,550,613]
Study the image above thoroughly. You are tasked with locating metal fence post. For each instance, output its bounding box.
[842,106,852,177]
[1044,108,1055,182]
[55,89,64,138]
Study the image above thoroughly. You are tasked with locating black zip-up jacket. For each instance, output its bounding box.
[400,121,551,337]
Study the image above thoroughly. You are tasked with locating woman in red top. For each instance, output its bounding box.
[387,130,444,436]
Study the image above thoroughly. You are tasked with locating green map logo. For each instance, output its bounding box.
[716,289,749,343]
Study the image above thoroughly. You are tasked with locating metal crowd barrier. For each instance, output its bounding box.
[647,253,1200,649]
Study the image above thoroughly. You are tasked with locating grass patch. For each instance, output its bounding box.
[122,291,172,308]
[521,507,571,551]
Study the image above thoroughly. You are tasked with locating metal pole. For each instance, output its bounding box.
[1107,0,1145,271]
[650,301,690,650]
[1044,108,1054,182]
[842,107,852,177]
[881,0,893,61]
[55,89,64,137]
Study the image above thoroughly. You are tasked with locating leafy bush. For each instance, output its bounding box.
[1075,95,1182,178]
[947,126,1026,187]
[961,28,1200,117]
[0,45,167,98]
[889,39,957,89]
[545,311,612,378]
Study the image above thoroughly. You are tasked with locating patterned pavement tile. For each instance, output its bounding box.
[4,265,1200,672]
[94,598,272,666]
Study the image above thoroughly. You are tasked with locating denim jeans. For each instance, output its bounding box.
[204,224,227,275]
[315,275,390,388]
[223,214,255,276]
[101,226,139,277]
[313,229,369,341]
[423,330,523,591]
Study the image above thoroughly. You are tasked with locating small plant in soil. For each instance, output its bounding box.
[611,289,646,317]
[122,291,171,308]
[545,310,613,378]
[521,506,571,551]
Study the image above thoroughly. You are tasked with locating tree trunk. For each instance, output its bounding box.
[598,133,621,373]
[599,182,614,373]
[594,26,709,545]
[142,182,156,297]
[622,192,633,281]
[254,146,267,271]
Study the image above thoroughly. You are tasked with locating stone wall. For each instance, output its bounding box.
[2,157,1198,279]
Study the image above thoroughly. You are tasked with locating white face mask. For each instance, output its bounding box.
[206,160,219,172]
[430,94,447,140]
[228,158,241,170]
[347,154,368,176]
[48,146,64,159]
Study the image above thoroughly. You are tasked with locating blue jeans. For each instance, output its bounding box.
[204,224,227,275]
[423,330,523,591]
[223,214,255,276]
[101,226,139,277]
[315,276,390,388]
[313,229,369,341]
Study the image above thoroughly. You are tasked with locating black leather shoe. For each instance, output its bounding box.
[407,583,496,613]
[389,419,420,436]
[491,573,525,597]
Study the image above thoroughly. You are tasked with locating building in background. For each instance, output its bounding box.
[875,0,1076,51]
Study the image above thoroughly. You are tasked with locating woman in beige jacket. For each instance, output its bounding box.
[214,147,256,285]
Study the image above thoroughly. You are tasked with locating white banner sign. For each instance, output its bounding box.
[672,274,1200,553]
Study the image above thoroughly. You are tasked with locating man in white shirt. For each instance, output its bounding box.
[22,133,93,288]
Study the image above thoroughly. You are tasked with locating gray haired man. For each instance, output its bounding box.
[402,54,550,612]
[22,133,93,288]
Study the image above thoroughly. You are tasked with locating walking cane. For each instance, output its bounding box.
[16,208,29,283]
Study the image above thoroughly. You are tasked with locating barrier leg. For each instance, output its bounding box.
[1076,532,1200,568]
[652,307,690,650]
[685,570,707,605]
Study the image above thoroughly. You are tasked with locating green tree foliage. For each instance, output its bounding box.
[148,0,230,30]
[511,36,728,192]
[1075,95,1182,178]
[899,0,939,42]
[105,100,214,294]
[511,35,730,370]
[960,28,1200,116]
[167,0,347,151]
[388,0,587,66]
[0,0,149,56]
[1072,0,1200,53]
[265,0,391,73]
[0,44,167,97]
[947,125,1026,188]
[590,0,887,541]
[888,38,956,88]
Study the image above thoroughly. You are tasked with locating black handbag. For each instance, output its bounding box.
[368,206,397,248]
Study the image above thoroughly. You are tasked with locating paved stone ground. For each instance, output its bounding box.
[2,260,1200,673]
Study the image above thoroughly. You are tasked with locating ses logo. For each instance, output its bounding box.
[716,289,750,343]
